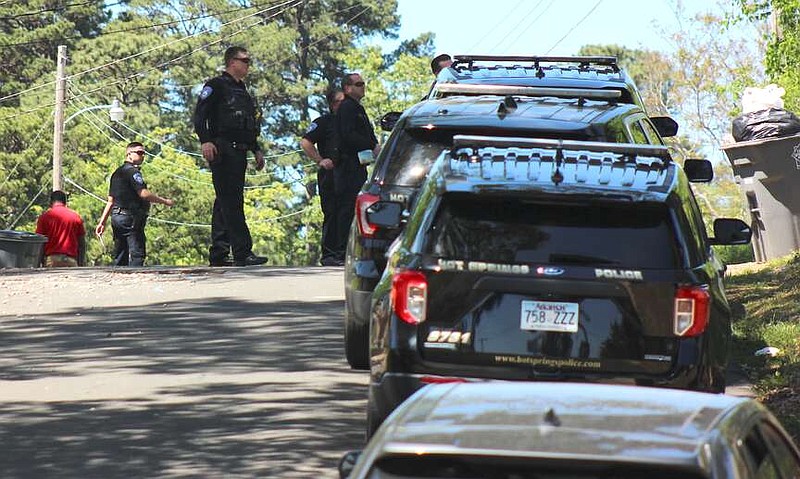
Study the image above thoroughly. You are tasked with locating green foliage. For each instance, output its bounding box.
[726,254,800,441]
[0,0,431,266]
[577,41,752,248]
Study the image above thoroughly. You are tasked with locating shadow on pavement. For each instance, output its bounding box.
[0,295,366,478]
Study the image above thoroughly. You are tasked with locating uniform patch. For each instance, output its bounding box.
[132,172,145,185]
[199,85,213,100]
[305,122,318,134]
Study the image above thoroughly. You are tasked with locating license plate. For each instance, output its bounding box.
[520,300,579,333]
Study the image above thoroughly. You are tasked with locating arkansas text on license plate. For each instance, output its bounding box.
[520,300,579,333]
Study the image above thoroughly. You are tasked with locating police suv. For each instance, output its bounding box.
[363,133,751,437]
[344,56,678,370]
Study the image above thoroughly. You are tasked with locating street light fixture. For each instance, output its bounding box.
[53,98,125,191]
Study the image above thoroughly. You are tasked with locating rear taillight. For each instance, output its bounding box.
[673,285,710,337]
[355,193,381,238]
[391,270,427,324]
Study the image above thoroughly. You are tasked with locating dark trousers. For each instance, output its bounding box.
[209,142,253,262]
[318,169,339,260]
[111,212,146,266]
[332,158,367,259]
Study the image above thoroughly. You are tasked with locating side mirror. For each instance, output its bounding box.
[338,451,361,479]
[380,111,402,132]
[710,218,752,245]
[684,159,713,183]
[366,201,404,229]
[650,116,678,138]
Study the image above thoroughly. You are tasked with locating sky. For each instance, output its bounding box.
[386,0,729,57]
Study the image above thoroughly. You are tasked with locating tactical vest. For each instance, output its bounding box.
[213,76,260,140]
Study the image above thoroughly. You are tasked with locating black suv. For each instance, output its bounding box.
[344,56,677,370]
[363,134,751,436]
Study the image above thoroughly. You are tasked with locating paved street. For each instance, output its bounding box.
[0,266,754,478]
[0,267,366,478]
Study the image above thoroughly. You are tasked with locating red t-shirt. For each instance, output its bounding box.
[35,204,86,258]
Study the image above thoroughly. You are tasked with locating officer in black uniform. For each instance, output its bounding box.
[95,142,175,266]
[300,88,345,266]
[193,46,267,267]
[335,73,379,256]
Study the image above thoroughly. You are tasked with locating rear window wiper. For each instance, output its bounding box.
[549,253,619,265]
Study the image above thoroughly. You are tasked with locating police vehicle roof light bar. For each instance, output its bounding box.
[452,134,672,162]
[452,55,619,72]
[433,84,622,101]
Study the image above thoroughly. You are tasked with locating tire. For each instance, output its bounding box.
[345,302,369,370]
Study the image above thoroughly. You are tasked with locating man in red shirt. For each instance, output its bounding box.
[35,190,86,267]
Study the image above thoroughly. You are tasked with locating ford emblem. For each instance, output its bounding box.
[536,266,564,276]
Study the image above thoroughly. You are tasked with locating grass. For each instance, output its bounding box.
[725,253,800,443]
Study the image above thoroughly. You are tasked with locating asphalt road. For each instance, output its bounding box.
[0,266,754,478]
[0,266,366,478]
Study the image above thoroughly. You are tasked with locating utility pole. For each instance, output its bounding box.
[52,45,67,192]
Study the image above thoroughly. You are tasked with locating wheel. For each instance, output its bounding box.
[345,302,369,370]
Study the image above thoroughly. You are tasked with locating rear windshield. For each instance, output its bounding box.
[383,127,595,187]
[423,194,680,269]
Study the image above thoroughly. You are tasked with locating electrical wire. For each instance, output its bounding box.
[0,0,302,106]
[0,0,102,21]
[1,0,287,48]
[545,0,604,54]
[71,0,302,83]
[503,0,556,53]
[66,0,303,106]
[63,88,311,189]
[0,115,54,192]
[465,0,527,52]
[63,175,312,228]
[89,2,366,91]
[5,184,46,229]
[486,0,546,53]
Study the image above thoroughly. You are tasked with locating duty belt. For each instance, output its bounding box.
[219,139,253,151]
[112,206,145,216]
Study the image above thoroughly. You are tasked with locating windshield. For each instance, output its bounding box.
[423,194,679,269]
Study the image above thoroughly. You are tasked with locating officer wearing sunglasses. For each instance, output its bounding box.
[332,72,380,258]
[193,46,267,267]
[95,142,175,266]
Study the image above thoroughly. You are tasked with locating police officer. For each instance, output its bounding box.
[193,46,267,267]
[300,88,345,266]
[96,142,175,266]
[335,73,380,256]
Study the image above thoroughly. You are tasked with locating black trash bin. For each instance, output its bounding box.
[0,230,47,268]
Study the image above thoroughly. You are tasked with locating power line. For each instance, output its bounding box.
[65,0,303,106]
[503,0,556,53]
[545,0,604,54]
[0,0,301,106]
[64,86,310,189]
[72,0,302,83]
[465,0,526,52]
[63,175,312,228]
[487,0,546,53]
[0,0,101,21]
[1,0,282,48]
[5,184,46,229]
[0,116,54,192]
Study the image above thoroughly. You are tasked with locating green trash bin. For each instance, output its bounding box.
[0,230,47,268]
